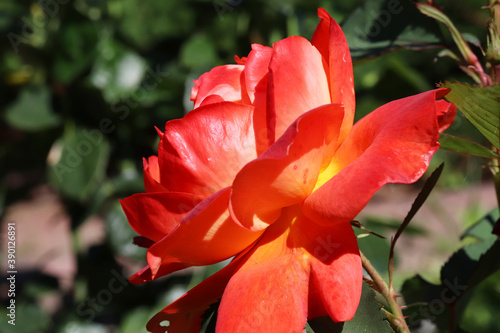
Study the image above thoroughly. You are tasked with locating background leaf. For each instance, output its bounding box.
[308,282,392,332]
[4,86,60,131]
[90,38,147,102]
[439,134,500,159]
[341,0,443,60]
[440,82,500,150]
[47,126,110,201]
[0,1,497,332]
[0,302,51,333]
[402,211,500,332]
[52,22,99,84]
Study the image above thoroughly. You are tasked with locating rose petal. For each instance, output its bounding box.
[158,102,257,197]
[267,36,331,142]
[244,44,273,104]
[191,65,245,108]
[235,55,247,65]
[129,262,190,285]
[198,94,225,107]
[303,89,452,225]
[143,156,168,193]
[292,215,362,322]
[145,251,250,333]
[147,188,263,278]
[120,192,203,242]
[435,98,457,132]
[312,8,356,143]
[230,103,344,231]
[217,210,310,333]
[244,44,273,153]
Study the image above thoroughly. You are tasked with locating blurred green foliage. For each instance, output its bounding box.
[0,0,498,332]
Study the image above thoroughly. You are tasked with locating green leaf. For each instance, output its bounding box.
[117,0,195,50]
[120,307,152,333]
[438,240,500,330]
[0,2,24,31]
[180,34,220,71]
[342,282,392,332]
[354,226,392,275]
[342,0,443,60]
[60,320,108,333]
[47,126,110,201]
[396,163,444,241]
[437,48,460,61]
[90,38,147,102]
[460,270,500,333]
[402,216,500,332]
[105,201,147,260]
[4,86,60,131]
[388,163,443,283]
[363,216,427,236]
[0,302,51,333]
[401,275,453,330]
[308,282,392,332]
[439,134,500,159]
[24,273,59,297]
[461,208,499,243]
[416,3,479,70]
[467,240,500,289]
[439,82,500,150]
[53,22,99,84]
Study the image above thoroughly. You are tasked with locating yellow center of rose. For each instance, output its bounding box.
[312,159,341,193]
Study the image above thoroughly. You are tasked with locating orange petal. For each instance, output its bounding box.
[146,251,250,333]
[303,89,453,225]
[312,8,356,144]
[143,156,168,193]
[435,98,457,132]
[191,65,245,108]
[234,54,247,65]
[146,188,263,278]
[292,215,362,322]
[158,102,257,197]
[230,104,344,231]
[120,192,203,242]
[267,36,331,142]
[129,262,190,284]
[217,210,310,333]
[244,44,273,104]
[243,44,273,153]
[198,94,225,107]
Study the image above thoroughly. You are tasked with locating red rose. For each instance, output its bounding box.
[121,8,456,333]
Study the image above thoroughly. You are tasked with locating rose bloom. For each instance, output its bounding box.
[120,8,456,333]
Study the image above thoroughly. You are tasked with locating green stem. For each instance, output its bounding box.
[493,157,500,209]
[486,0,500,208]
[486,0,500,84]
[417,2,491,86]
[360,251,410,333]
[487,0,500,82]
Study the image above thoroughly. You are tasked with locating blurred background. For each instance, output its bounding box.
[0,0,498,332]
